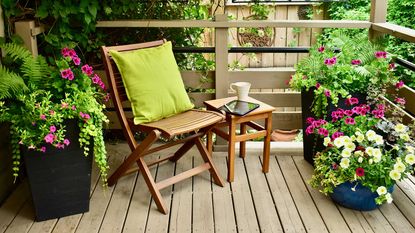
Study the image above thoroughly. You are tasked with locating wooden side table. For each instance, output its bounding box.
[204,97,275,182]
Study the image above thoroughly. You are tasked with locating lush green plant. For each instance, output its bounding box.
[307,98,414,205]
[0,42,109,183]
[290,34,399,117]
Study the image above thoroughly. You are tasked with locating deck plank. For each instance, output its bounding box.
[392,187,415,227]
[362,209,396,233]
[168,154,192,233]
[4,200,34,233]
[192,154,214,233]
[293,157,351,233]
[144,161,175,233]
[212,154,237,233]
[337,207,375,233]
[378,202,415,232]
[397,179,415,204]
[231,156,260,233]
[244,155,283,232]
[277,156,329,233]
[0,182,30,233]
[265,157,305,233]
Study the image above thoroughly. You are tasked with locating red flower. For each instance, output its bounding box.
[356,167,365,177]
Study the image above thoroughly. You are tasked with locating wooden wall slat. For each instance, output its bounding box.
[229,68,295,89]
[398,86,415,116]
[248,92,301,107]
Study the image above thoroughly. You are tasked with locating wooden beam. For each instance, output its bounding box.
[369,0,387,40]
[371,23,415,43]
[14,21,38,56]
[0,5,4,38]
[96,20,371,29]
[214,14,229,99]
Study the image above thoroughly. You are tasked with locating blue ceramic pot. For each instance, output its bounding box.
[330,182,394,211]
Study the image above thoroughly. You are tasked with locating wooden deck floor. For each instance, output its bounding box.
[1,142,415,233]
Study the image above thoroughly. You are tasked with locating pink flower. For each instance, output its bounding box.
[318,128,329,137]
[372,109,384,118]
[44,133,54,144]
[40,114,46,120]
[56,143,65,149]
[103,93,111,102]
[351,59,361,65]
[63,139,70,146]
[331,163,338,170]
[61,48,70,57]
[84,114,90,120]
[315,82,321,89]
[79,112,85,118]
[71,105,76,110]
[324,90,331,97]
[305,125,314,135]
[345,117,355,125]
[61,102,69,108]
[72,56,81,66]
[395,80,404,89]
[388,63,396,70]
[318,46,325,53]
[331,131,344,140]
[49,110,55,115]
[395,97,406,105]
[375,51,387,58]
[356,167,365,177]
[60,68,73,79]
[344,110,353,116]
[345,97,359,106]
[92,74,100,84]
[81,64,93,76]
[50,125,56,133]
[68,49,77,58]
[324,57,337,66]
[306,117,315,125]
[40,146,46,153]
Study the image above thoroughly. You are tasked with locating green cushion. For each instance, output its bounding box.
[110,41,194,125]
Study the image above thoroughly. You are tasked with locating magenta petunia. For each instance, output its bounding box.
[318,46,325,53]
[92,74,100,84]
[395,97,406,105]
[306,117,315,125]
[375,51,387,59]
[305,125,315,135]
[356,167,365,177]
[68,49,77,58]
[324,90,331,97]
[331,131,344,140]
[44,133,54,144]
[395,80,404,89]
[61,47,70,57]
[315,82,321,89]
[56,143,65,149]
[345,117,355,125]
[345,97,359,106]
[344,110,353,116]
[351,59,361,65]
[72,56,81,66]
[388,63,396,70]
[63,139,70,146]
[50,125,56,133]
[318,128,329,137]
[81,64,93,76]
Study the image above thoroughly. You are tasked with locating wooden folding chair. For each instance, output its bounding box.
[101,40,225,214]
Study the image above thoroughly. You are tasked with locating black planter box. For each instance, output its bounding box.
[23,120,92,221]
[301,89,367,165]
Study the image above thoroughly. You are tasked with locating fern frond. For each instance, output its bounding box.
[0,65,28,100]
[352,66,372,77]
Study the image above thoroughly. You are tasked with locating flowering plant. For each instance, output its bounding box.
[307,97,414,205]
[0,42,109,183]
[289,35,401,117]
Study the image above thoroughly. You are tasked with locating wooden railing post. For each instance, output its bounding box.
[369,0,387,40]
[214,14,229,99]
[14,21,42,57]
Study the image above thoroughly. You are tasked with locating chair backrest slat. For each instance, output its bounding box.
[101,40,166,149]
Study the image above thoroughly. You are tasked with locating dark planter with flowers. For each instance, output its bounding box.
[301,88,368,164]
[330,182,394,211]
[23,120,92,221]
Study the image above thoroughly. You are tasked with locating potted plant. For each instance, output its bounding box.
[307,97,414,210]
[0,41,109,221]
[289,34,402,163]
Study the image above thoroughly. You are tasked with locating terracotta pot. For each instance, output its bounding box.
[271,129,299,142]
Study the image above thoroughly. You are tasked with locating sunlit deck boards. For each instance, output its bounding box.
[1,142,415,233]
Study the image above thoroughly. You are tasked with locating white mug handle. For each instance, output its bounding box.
[230,83,236,92]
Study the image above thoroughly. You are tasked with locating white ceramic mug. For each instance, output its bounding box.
[230,82,251,101]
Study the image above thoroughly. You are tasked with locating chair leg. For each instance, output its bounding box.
[195,137,225,187]
[169,139,195,162]
[207,129,213,156]
[136,157,168,214]
[108,130,161,186]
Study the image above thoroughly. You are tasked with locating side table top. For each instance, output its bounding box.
[204,96,275,117]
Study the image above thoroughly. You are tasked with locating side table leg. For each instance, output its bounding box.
[239,123,246,158]
[207,129,213,156]
[228,120,236,182]
[263,113,272,173]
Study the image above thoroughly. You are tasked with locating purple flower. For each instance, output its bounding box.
[318,128,329,137]
[40,146,46,153]
[331,131,344,140]
[351,59,361,65]
[81,64,93,76]
[345,117,355,125]
[318,46,325,53]
[324,90,331,97]
[72,56,81,66]
[44,133,54,144]
[395,80,404,89]
[375,51,387,58]
[50,125,56,133]
[63,139,70,146]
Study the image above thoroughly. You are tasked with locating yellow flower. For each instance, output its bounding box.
[357,157,364,163]
[342,149,352,158]
[406,146,414,154]
[334,137,344,148]
[389,170,401,181]
[323,137,331,147]
[343,136,352,144]
[366,130,376,141]
[394,162,406,173]
[356,135,365,143]
[345,143,356,152]
[395,123,407,133]
[373,148,382,158]
[365,147,374,156]
[340,158,350,168]
[385,193,393,203]
[400,133,410,141]
[376,186,387,195]
[374,135,384,145]
[405,154,415,165]
[373,154,382,163]
[354,151,364,157]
